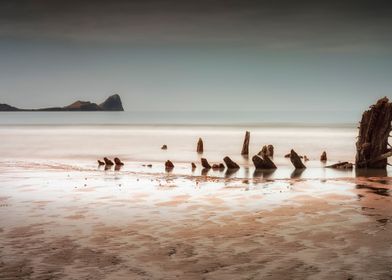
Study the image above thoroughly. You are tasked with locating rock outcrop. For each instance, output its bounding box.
[99,94,124,111]
[0,94,124,111]
[0,104,19,111]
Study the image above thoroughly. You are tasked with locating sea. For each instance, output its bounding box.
[0,111,390,179]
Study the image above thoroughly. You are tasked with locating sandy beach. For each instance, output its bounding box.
[0,159,391,280]
[2,0,392,278]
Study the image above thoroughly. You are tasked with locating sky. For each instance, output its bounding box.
[0,0,392,114]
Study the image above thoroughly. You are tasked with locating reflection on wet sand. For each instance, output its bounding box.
[356,184,390,196]
[355,168,388,177]
[0,164,391,280]
[290,168,305,179]
[224,168,238,178]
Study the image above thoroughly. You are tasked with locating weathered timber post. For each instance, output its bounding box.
[355,97,392,169]
[197,138,204,153]
[241,131,250,155]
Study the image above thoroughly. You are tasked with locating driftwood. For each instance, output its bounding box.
[201,158,211,169]
[165,160,174,170]
[252,155,277,169]
[197,138,204,153]
[320,151,327,162]
[326,162,353,169]
[223,156,240,169]
[290,149,306,169]
[355,97,392,169]
[241,131,250,155]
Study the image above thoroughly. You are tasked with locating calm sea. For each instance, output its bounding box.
[1,111,388,178]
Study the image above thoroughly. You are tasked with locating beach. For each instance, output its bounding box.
[0,123,391,279]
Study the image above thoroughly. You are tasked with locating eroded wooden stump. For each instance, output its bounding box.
[223,156,240,169]
[201,158,211,169]
[252,154,277,169]
[290,149,306,169]
[355,97,392,169]
[197,138,204,153]
[241,131,250,155]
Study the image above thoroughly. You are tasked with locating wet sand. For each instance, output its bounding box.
[0,162,391,279]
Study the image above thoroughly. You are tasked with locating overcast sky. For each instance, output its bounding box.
[0,0,391,113]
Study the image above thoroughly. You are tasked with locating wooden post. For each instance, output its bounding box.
[241,131,250,155]
[355,97,392,169]
[290,149,306,169]
[197,138,204,153]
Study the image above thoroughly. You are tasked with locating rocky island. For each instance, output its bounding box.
[0,94,124,111]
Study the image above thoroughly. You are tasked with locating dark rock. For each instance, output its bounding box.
[0,104,20,111]
[320,151,327,162]
[0,94,124,111]
[241,131,250,155]
[197,138,204,153]
[191,162,197,169]
[98,160,105,166]
[219,163,225,169]
[303,155,309,161]
[284,153,291,158]
[114,157,124,166]
[252,154,277,169]
[290,149,306,169]
[201,158,211,169]
[223,156,240,169]
[147,164,152,168]
[104,157,114,166]
[99,94,124,111]
[165,160,174,170]
[161,145,168,150]
[65,101,101,111]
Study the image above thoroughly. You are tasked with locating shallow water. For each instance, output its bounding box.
[1,121,391,179]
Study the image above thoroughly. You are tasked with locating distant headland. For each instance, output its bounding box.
[0,94,124,111]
